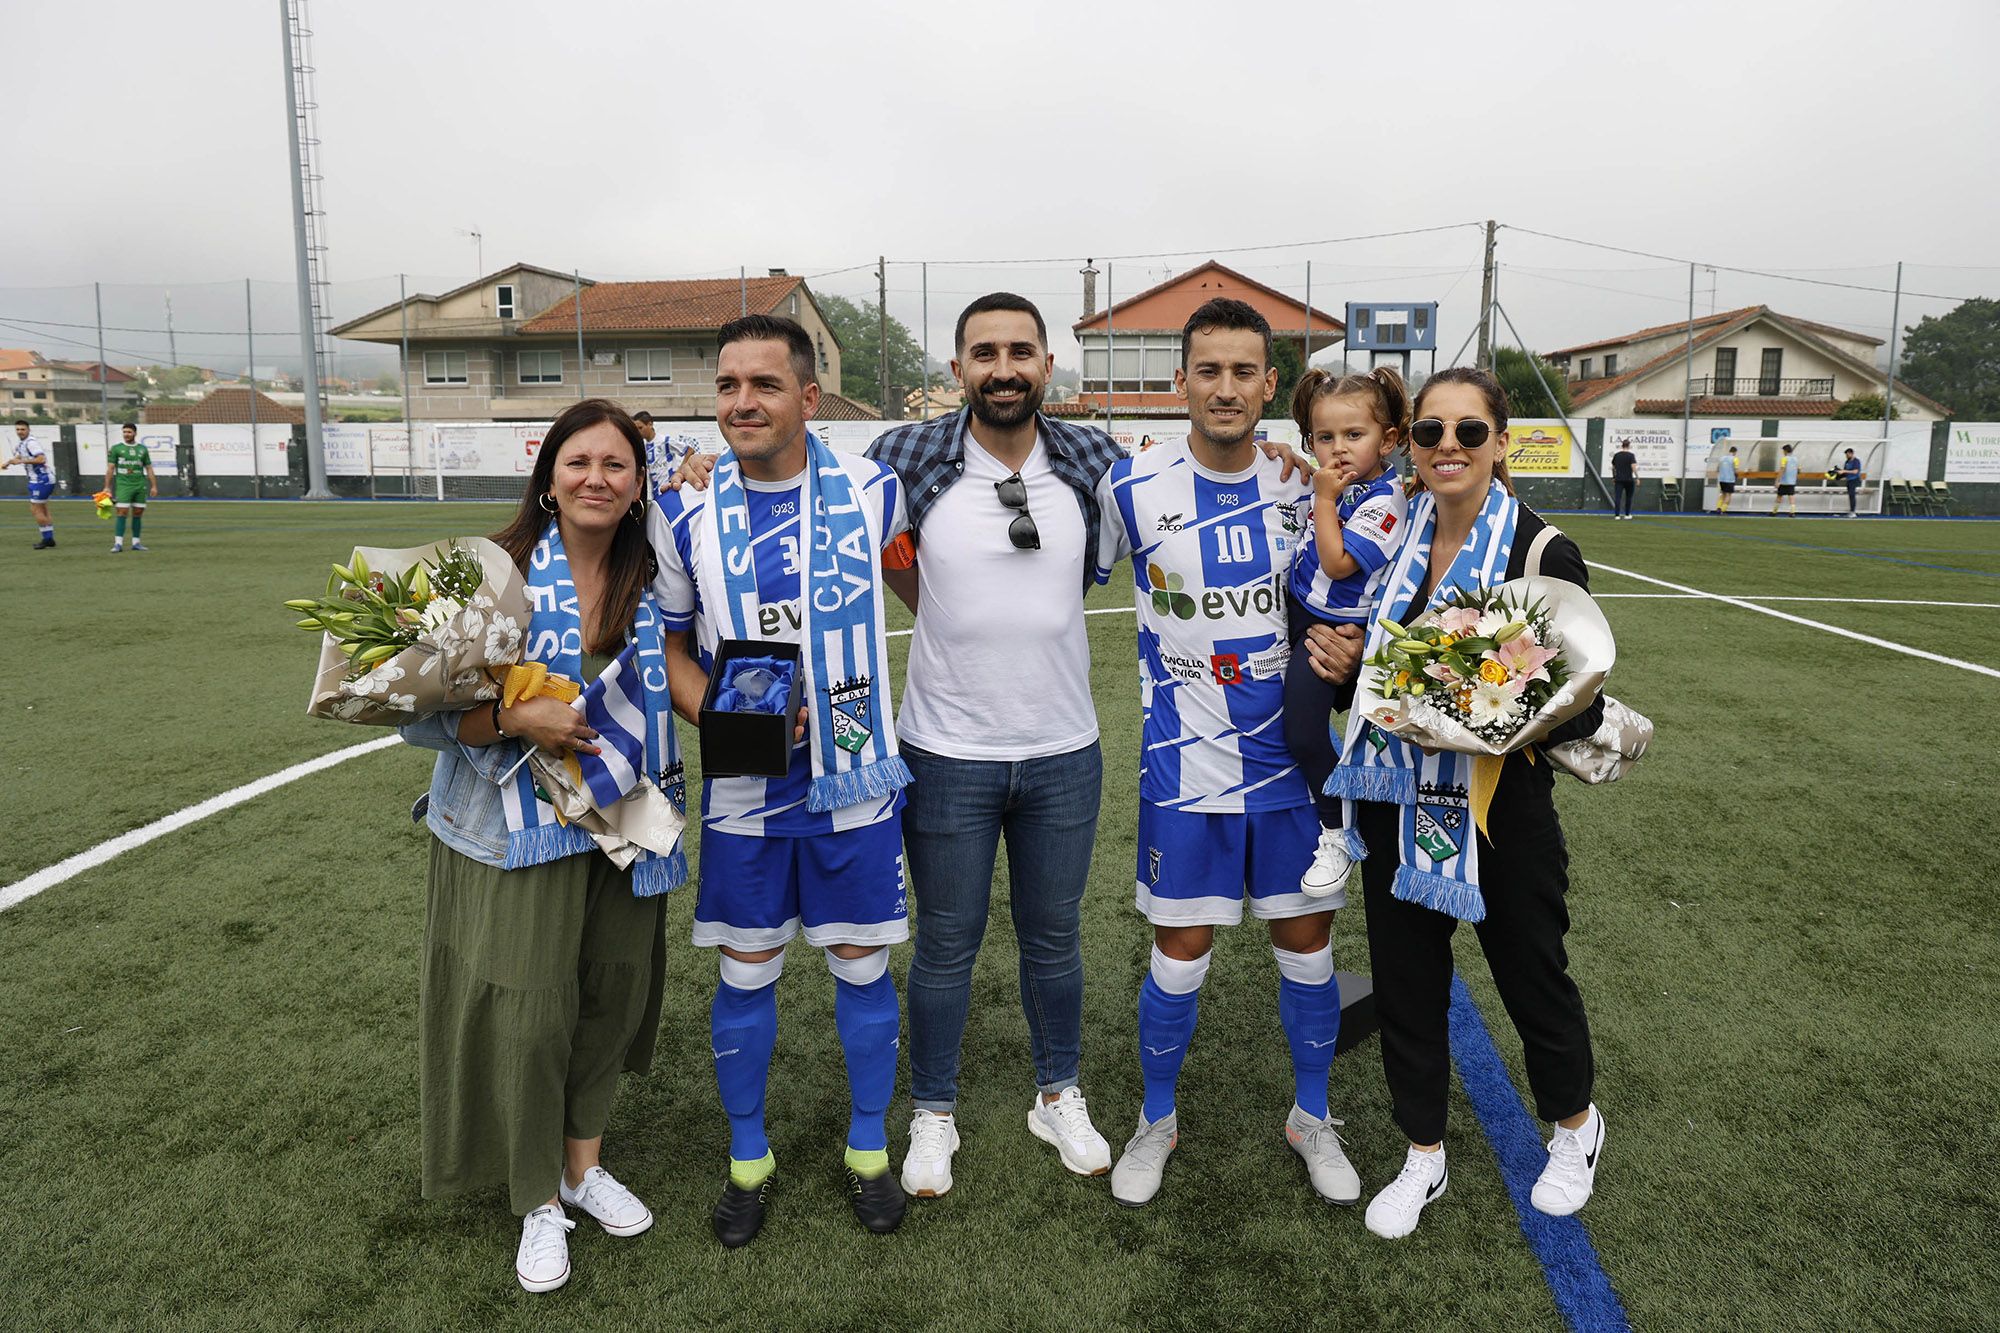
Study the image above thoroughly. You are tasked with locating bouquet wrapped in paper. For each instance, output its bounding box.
[287,538,684,864]
[291,539,526,727]
[1355,575,1614,758]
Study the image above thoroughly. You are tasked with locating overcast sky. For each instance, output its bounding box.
[6,0,1995,379]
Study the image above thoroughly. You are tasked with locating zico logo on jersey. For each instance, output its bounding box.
[1145,561,1283,622]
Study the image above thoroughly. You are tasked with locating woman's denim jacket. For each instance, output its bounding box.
[399,709,524,866]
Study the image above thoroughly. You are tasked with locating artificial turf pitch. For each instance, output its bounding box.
[3,499,1996,1331]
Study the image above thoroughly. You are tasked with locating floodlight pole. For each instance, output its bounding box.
[247,279,261,500]
[921,261,930,420]
[1103,262,1114,432]
[399,272,413,496]
[1303,261,1312,371]
[877,256,890,419]
[280,0,330,497]
[1881,260,1902,440]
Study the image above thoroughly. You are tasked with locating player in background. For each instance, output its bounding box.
[1095,299,1363,1209]
[651,315,913,1248]
[1283,368,1409,903]
[104,423,158,552]
[6,420,57,548]
[1773,443,1800,516]
[1714,444,1740,514]
[632,411,677,491]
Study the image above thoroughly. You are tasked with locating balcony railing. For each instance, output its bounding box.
[1684,376,1834,399]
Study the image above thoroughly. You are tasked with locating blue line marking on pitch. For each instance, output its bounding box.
[1450,974,1630,1333]
[1610,524,2000,578]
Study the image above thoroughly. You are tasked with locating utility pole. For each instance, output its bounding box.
[280,0,330,497]
[1681,261,1696,480]
[920,262,930,420]
[1303,260,1312,371]
[165,292,178,367]
[1475,219,1497,370]
[1881,260,1903,440]
[877,256,890,419]
[247,279,261,500]
[573,269,586,400]
[94,283,109,445]
[739,265,747,317]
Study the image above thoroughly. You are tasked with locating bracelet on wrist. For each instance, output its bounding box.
[491,699,508,738]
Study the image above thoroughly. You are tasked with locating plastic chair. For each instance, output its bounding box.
[1659,475,1683,512]
[1927,480,1952,516]
[1888,479,1916,515]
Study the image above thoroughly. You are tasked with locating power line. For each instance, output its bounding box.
[1499,225,1980,302]
[907,221,1487,267]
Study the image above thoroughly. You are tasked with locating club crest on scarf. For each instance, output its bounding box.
[827,675,874,755]
[1413,781,1467,862]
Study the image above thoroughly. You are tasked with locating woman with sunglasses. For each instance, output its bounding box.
[1312,367,1609,1240]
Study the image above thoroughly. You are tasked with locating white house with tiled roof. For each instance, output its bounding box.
[1547,306,1946,422]
[331,264,853,422]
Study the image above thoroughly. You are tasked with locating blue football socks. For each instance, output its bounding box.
[1137,952,1207,1123]
[1278,972,1341,1120]
[711,978,779,1167]
[833,971,899,1162]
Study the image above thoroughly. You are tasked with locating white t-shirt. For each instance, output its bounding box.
[896,432,1098,761]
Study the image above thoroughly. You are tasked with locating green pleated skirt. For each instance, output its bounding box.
[420,838,667,1214]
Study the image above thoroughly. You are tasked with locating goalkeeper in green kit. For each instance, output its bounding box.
[105,423,157,552]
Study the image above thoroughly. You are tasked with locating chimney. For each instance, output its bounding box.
[768,268,788,277]
[1081,260,1099,320]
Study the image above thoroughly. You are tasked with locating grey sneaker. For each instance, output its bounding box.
[1027,1086,1112,1176]
[1110,1111,1178,1207]
[1285,1105,1360,1204]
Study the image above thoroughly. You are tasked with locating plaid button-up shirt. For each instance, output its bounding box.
[866,408,1125,593]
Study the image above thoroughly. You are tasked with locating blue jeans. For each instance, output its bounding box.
[901,740,1102,1112]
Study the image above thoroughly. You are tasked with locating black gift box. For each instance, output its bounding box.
[699,638,805,780]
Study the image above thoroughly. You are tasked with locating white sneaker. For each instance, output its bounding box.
[1110,1111,1178,1207]
[558,1164,653,1237]
[109,541,122,553]
[515,1204,575,1293]
[1285,1105,1360,1204]
[901,1110,960,1198]
[1300,828,1352,904]
[1028,1086,1112,1176]
[1365,1146,1448,1239]
[1531,1105,1604,1217]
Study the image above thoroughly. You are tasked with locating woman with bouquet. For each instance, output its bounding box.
[1309,368,1609,1240]
[398,398,682,1293]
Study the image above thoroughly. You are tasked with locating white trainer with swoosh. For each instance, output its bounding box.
[1531,1103,1605,1217]
[1365,1145,1448,1239]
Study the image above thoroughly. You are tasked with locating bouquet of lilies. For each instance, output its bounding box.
[289,538,540,726]
[1356,577,1614,756]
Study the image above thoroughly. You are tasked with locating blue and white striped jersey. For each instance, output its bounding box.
[651,456,907,837]
[1094,438,1313,814]
[11,435,51,486]
[1288,468,1406,622]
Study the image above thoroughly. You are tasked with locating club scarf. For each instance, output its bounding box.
[499,519,688,897]
[696,431,910,812]
[1325,480,1518,922]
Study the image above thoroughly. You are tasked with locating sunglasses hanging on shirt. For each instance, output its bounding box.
[994,472,1041,551]
[1409,418,1495,450]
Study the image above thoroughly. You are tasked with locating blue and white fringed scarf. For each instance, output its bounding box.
[499,520,689,897]
[1326,480,1519,922]
[696,430,910,812]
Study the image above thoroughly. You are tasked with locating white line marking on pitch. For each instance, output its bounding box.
[1587,560,2000,679]
[1597,594,2000,608]
[0,736,403,914]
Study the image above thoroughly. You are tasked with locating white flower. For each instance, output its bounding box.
[1466,679,1524,728]
[418,596,463,632]
[385,693,416,712]
[1473,608,1511,639]
[484,613,522,660]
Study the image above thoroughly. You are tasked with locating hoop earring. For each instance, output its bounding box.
[538,492,557,514]
[627,503,644,524]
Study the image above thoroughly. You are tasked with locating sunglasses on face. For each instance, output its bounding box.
[995,472,1040,550]
[1409,418,1494,450]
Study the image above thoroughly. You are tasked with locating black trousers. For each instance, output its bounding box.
[1613,478,1636,515]
[1284,594,1347,828]
[1357,777,1594,1145]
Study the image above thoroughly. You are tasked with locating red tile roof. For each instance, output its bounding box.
[1633,396,1842,417]
[814,391,881,421]
[0,348,45,373]
[520,276,808,335]
[144,386,305,424]
[51,360,134,383]
[1550,305,1882,359]
[1073,260,1346,335]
